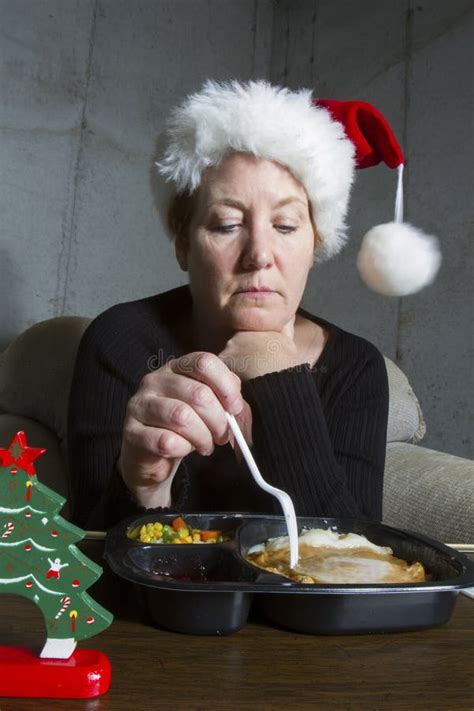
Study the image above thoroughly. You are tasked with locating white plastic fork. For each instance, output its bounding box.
[226,412,299,568]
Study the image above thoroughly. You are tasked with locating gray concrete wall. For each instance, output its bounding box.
[270,0,473,459]
[0,0,472,458]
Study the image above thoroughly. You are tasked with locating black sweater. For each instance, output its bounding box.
[67,285,389,529]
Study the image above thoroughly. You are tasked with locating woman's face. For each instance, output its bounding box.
[176,152,315,345]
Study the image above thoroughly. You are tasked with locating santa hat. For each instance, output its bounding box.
[156,79,441,296]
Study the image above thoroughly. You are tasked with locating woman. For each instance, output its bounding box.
[67,80,440,529]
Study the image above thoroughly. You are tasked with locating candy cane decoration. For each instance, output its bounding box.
[2,522,14,539]
[55,595,71,619]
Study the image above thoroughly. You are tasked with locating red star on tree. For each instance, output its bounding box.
[0,431,46,476]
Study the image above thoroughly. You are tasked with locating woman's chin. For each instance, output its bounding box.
[228,309,286,332]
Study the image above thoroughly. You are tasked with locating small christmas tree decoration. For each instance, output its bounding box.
[0,431,112,698]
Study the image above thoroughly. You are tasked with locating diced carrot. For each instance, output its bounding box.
[201,530,222,542]
[172,516,187,531]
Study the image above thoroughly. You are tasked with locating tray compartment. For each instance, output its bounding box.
[126,512,240,543]
[237,517,466,634]
[256,590,457,634]
[237,517,464,584]
[137,585,252,635]
[126,546,255,634]
[126,543,258,584]
[107,513,257,634]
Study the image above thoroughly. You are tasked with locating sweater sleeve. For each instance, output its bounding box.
[241,345,389,520]
[66,304,189,529]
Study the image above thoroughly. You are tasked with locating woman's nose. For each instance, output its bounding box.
[240,224,274,270]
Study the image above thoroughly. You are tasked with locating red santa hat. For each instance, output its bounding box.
[156,80,441,296]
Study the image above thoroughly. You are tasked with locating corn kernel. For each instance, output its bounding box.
[172,538,182,544]
[177,528,189,539]
[142,535,152,543]
[184,536,193,543]
[192,533,201,542]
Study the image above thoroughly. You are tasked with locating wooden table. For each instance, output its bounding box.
[1,548,473,711]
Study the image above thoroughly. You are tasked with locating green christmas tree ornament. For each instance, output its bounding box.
[0,431,113,697]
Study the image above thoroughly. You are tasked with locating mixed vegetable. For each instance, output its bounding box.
[129,516,230,544]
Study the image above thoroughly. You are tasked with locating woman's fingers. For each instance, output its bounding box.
[122,419,195,470]
[121,351,248,497]
[169,352,244,415]
[133,352,244,450]
[142,371,231,445]
[127,393,215,456]
[129,366,234,452]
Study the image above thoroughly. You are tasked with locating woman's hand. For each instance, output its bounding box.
[219,330,303,381]
[118,352,249,509]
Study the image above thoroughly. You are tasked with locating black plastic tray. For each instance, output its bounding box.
[104,514,474,635]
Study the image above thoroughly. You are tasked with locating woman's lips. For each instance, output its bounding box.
[234,289,278,300]
[236,287,275,293]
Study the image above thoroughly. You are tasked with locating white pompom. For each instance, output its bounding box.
[356,222,442,296]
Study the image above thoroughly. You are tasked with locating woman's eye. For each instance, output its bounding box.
[211,224,240,234]
[275,225,297,233]
[210,223,297,234]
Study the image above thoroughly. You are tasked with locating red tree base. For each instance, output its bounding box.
[0,646,111,698]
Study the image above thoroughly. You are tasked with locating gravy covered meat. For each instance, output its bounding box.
[246,529,426,584]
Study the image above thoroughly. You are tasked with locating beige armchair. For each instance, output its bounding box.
[0,316,472,541]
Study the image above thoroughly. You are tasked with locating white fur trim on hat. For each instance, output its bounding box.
[155,79,356,262]
[357,222,442,296]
